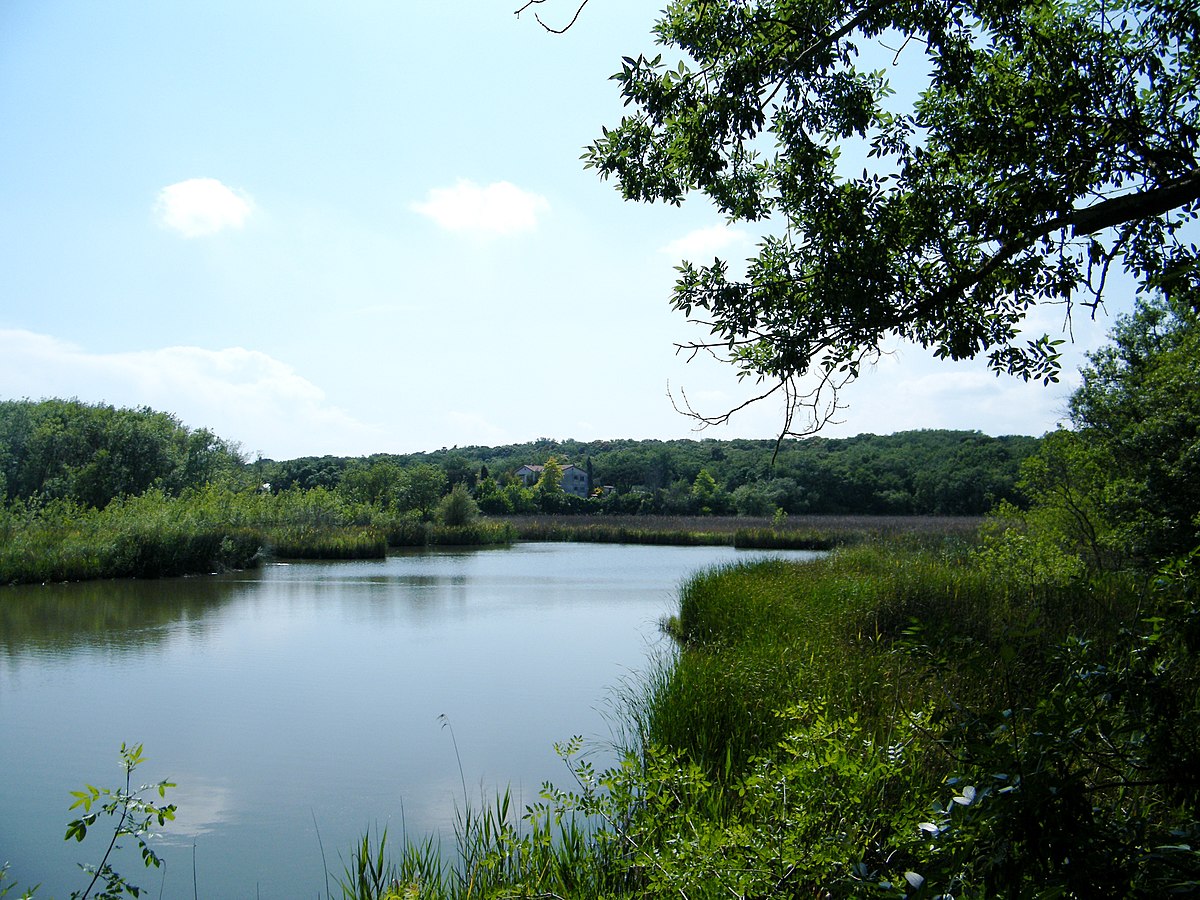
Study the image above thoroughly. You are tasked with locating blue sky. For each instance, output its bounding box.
[0,1,1127,460]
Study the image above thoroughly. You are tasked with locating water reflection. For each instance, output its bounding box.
[0,543,820,899]
[0,575,246,658]
[160,777,238,841]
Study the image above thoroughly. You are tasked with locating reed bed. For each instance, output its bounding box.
[264,526,388,560]
[385,521,517,548]
[501,514,982,550]
[0,498,264,584]
[0,487,522,585]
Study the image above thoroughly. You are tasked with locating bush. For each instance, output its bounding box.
[437,483,479,527]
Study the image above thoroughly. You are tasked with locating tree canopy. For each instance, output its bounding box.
[574,0,1199,435]
[0,399,245,507]
[979,293,1199,573]
[1068,294,1199,562]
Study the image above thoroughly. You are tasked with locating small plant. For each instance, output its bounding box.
[0,862,37,899]
[64,743,176,900]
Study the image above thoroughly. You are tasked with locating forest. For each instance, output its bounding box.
[258,430,1039,518]
[0,396,1037,525]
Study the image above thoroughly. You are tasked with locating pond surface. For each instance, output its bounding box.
[0,542,819,898]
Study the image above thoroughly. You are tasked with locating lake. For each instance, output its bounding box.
[0,542,819,898]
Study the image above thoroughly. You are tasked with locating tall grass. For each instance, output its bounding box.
[348,542,1187,899]
[0,487,519,585]
[503,514,982,550]
[0,495,264,584]
[264,526,388,560]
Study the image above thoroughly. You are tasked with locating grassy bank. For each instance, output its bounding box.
[501,513,980,550]
[1,500,971,586]
[0,488,517,586]
[351,543,1198,899]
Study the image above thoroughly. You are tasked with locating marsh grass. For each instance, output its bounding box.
[426,523,518,547]
[0,487,519,584]
[382,521,517,548]
[502,514,981,551]
[0,496,263,584]
[264,526,388,560]
[350,542,1186,898]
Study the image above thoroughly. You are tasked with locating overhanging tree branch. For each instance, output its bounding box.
[1070,169,1200,237]
[931,168,1200,313]
[514,0,591,33]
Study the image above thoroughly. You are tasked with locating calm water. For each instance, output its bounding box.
[0,542,818,898]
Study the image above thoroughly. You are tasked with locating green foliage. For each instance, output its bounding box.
[265,526,387,560]
[400,464,448,520]
[583,0,1200,433]
[534,457,563,495]
[337,828,400,900]
[339,460,406,508]
[893,558,1200,897]
[1069,295,1200,563]
[64,743,176,900]
[0,399,245,507]
[981,295,1200,572]
[0,863,36,899]
[426,522,517,547]
[689,468,730,515]
[0,492,264,585]
[437,483,478,528]
[973,498,1088,587]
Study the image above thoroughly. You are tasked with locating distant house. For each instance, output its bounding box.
[515,463,590,498]
[560,464,589,498]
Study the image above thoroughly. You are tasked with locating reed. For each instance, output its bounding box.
[264,526,388,560]
[427,522,518,547]
[501,514,982,549]
[0,497,263,584]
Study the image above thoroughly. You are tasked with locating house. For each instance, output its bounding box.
[515,464,544,487]
[515,463,591,498]
[560,464,589,498]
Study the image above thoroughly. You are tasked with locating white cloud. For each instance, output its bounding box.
[0,329,381,459]
[660,225,753,260]
[155,178,254,238]
[442,410,511,447]
[410,179,549,235]
[822,351,1073,438]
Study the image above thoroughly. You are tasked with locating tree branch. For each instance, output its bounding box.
[1069,168,1200,237]
[514,0,591,34]
[930,168,1200,312]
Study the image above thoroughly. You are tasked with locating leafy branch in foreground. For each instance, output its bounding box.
[64,743,176,900]
[577,0,1199,437]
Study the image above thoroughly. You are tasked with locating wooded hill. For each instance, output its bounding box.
[0,400,1041,517]
[264,430,1040,517]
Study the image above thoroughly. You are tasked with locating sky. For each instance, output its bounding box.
[0,1,1134,460]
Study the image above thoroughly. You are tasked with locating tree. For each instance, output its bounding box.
[0,399,244,506]
[575,0,1199,436]
[438,482,480,527]
[979,294,1199,572]
[339,460,405,508]
[400,463,448,520]
[1068,294,1200,562]
[691,468,730,515]
[535,457,565,497]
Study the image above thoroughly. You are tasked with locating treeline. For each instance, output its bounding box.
[0,398,1040,584]
[265,430,1040,518]
[1,399,1038,519]
[0,398,247,507]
